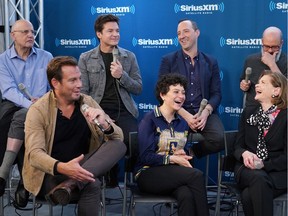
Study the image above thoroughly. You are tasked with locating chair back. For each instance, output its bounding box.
[222,130,238,173]
[125,131,138,173]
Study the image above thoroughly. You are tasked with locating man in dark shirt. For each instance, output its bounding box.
[159,19,224,158]
[240,26,287,108]
[78,14,142,186]
[23,56,126,216]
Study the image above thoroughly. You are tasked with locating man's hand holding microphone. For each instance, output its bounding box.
[81,104,111,132]
[240,67,252,92]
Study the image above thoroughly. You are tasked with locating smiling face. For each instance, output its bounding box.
[52,65,82,103]
[160,84,186,112]
[97,21,120,51]
[177,20,200,52]
[255,74,280,104]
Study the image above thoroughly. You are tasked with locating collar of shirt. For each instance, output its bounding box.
[9,45,36,59]
[182,51,199,61]
[153,106,181,120]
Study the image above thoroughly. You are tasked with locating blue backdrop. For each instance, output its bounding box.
[42,0,287,182]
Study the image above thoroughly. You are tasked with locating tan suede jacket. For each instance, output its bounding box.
[23,90,124,195]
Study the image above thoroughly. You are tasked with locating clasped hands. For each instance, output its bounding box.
[187,111,209,132]
[170,149,193,168]
[242,150,264,170]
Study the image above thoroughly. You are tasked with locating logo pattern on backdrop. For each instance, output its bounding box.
[174,2,225,14]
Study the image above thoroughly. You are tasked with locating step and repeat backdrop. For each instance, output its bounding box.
[43,0,287,181]
[43,0,287,130]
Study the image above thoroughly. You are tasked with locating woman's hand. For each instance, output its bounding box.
[170,154,193,168]
[242,150,262,169]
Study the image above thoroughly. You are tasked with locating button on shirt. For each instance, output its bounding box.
[0,45,53,108]
[183,53,202,112]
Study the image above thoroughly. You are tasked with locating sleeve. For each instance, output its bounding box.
[24,105,58,175]
[158,56,171,78]
[263,113,287,172]
[233,109,248,162]
[117,51,142,95]
[0,63,32,108]
[207,58,222,110]
[138,114,169,167]
[78,53,90,95]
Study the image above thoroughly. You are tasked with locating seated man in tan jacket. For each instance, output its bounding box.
[23,56,126,216]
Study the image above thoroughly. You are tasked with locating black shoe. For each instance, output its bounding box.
[0,177,6,196]
[45,179,78,206]
[15,182,29,208]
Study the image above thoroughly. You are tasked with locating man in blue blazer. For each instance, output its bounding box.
[159,19,224,158]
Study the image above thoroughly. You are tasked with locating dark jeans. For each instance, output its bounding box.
[106,109,138,186]
[38,139,126,216]
[137,165,209,216]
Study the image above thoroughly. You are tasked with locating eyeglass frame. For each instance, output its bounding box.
[262,44,281,51]
[12,29,37,36]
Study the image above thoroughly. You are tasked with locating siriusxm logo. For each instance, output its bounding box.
[219,37,261,48]
[55,38,97,48]
[174,2,224,13]
[132,37,178,48]
[138,103,156,111]
[91,5,135,15]
[269,1,288,11]
[218,105,243,115]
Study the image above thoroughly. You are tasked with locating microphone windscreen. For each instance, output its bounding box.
[245,67,252,82]
[112,47,119,62]
[81,104,89,113]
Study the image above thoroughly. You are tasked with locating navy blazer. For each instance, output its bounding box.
[158,50,221,112]
[234,106,287,189]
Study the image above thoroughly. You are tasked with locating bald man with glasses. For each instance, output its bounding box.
[240,26,287,108]
[0,19,52,207]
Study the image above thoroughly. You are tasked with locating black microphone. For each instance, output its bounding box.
[197,98,208,117]
[176,137,187,150]
[81,104,105,132]
[245,67,252,82]
[112,46,119,63]
[18,83,33,99]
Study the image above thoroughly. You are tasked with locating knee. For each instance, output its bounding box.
[253,172,273,188]
[107,140,127,156]
[81,179,101,197]
[187,169,205,183]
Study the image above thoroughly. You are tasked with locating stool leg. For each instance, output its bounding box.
[0,196,4,216]
[205,155,210,186]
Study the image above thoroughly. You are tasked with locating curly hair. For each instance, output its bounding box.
[155,73,187,105]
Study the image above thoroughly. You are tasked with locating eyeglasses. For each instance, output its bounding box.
[12,30,37,35]
[262,44,281,51]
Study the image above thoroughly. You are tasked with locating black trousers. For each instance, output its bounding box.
[137,165,209,216]
[236,165,287,216]
[189,113,225,158]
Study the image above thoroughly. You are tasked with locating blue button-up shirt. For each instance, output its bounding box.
[0,45,53,108]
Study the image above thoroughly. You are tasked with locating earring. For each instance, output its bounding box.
[272,94,275,98]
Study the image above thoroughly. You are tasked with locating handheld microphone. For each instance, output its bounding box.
[112,46,119,63]
[18,83,33,100]
[197,98,208,117]
[176,137,187,151]
[245,67,252,82]
[81,104,105,132]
